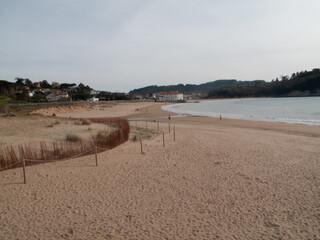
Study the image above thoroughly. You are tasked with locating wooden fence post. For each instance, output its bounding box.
[162,132,165,147]
[173,126,176,142]
[95,146,98,166]
[140,137,144,154]
[157,122,159,131]
[22,158,26,184]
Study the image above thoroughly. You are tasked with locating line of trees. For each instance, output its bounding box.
[0,78,92,102]
[207,69,320,98]
[0,78,132,103]
[130,79,265,95]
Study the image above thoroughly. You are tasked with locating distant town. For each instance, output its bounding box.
[0,68,319,105]
[0,78,207,104]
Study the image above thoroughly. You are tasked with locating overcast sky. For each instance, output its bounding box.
[1,0,319,92]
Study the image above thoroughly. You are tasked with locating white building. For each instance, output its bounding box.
[27,91,34,97]
[46,92,69,102]
[46,94,60,102]
[158,91,183,102]
[87,97,99,102]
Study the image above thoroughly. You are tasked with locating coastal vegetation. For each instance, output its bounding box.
[129,79,265,95]
[1,68,319,103]
[0,78,131,104]
[207,69,320,98]
[0,78,92,102]
[130,126,160,142]
[0,116,130,171]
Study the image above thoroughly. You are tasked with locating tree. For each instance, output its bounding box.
[15,77,24,86]
[24,78,33,87]
[281,75,289,81]
[40,80,51,88]
[16,90,28,101]
[51,81,60,89]
[60,83,76,90]
[71,83,92,100]
[0,88,9,97]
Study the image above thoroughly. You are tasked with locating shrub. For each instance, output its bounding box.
[74,120,81,125]
[74,119,91,125]
[66,134,81,142]
[82,119,91,125]
[132,135,137,141]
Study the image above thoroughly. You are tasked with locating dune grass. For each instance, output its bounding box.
[66,134,82,142]
[130,126,159,141]
[0,117,130,171]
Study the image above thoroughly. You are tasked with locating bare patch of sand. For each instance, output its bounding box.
[1,102,320,239]
[32,105,93,116]
[33,101,170,119]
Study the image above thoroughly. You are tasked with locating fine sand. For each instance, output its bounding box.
[1,102,320,239]
[33,102,170,119]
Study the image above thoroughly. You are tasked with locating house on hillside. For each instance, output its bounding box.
[158,91,183,102]
[32,82,41,88]
[46,92,69,102]
[27,91,34,97]
[87,97,99,102]
[46,94,59,102]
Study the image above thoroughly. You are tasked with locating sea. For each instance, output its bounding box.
[162,97,320,126]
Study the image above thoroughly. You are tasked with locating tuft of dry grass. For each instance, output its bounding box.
[46,119,61,128]
[132,135,137,141]
[81,119,91,125]
[66,134,81,142]
[130,126,159,140]
[74,119,91,126]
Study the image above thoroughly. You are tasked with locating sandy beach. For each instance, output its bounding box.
[1,102,319,239]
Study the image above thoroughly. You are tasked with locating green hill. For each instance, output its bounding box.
[129,79,265,95]
[207,69,320,98]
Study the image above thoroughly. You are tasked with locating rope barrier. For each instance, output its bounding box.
[0,161,22,171]
[0,147,95,171]
[1,144,116,171]
[24,147,95,163]
[97,147,109,151]
[1,124,177,172]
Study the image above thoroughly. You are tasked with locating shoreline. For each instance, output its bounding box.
[161,97,320,127]
[126,102,320,138]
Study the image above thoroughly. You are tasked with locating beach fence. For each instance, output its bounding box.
[131,120,173,133]
[130,120,177,154]
[17,144,111,184]
[1,119,178,184]
[0,117,130,178]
